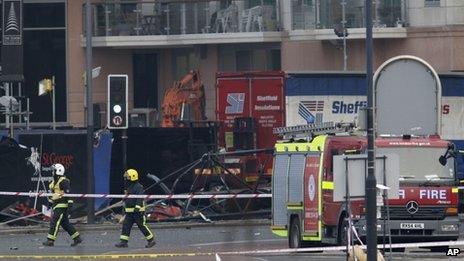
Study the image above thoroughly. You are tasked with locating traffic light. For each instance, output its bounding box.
[107,75,128,129]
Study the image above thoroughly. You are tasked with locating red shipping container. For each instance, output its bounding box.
[216,71,285,176]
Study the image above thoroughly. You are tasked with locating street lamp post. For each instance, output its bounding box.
[341,0,347,71]
[85,0,95,224]
[334,0,348,71]
[365,0,377,260]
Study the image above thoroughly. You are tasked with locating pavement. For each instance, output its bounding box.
[0,218,271,235]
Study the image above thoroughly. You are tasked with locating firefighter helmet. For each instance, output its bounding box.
[124,169,138,181]
[52,163,65,176]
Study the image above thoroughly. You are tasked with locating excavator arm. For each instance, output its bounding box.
[161,70,206,127]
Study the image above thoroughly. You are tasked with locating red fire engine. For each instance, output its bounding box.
[271,122,460,249]
[272,56,461,251]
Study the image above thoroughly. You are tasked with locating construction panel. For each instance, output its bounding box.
[374,56,441,136]
[272,153,290,227]
[287,153,306,203]
[333,153,400,202]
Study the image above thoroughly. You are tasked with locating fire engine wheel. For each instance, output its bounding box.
[289,217,301,249]
[337,217,348,246]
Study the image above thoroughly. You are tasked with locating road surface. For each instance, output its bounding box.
[0,221,461,260]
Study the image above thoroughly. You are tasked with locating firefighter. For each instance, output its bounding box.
[115,169,156,248]
[43,163,82,247]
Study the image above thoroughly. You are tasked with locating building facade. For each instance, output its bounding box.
[19,0,464,127]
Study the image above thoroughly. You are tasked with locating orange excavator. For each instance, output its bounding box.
[161,70,207,127]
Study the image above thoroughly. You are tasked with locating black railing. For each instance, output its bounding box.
[88,0,280,37]
[292,0,407,30]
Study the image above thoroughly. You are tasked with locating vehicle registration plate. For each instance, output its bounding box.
[400,223,424,229]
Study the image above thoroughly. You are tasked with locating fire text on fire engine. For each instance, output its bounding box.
[398,189,447,200]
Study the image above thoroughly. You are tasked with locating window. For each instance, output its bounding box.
[247,0,275,8]
[235,50,252,71]
[235,49,281,71]
[133,53,158,108]
[172,49,199,80]
[268,49,281,70]
[292,0,316,30]
[24,3,65,28]
[24,29,66,122]
[424,0,440,7]
[377,147,454,181]
[218,44,281,72]
[23,2,67,123]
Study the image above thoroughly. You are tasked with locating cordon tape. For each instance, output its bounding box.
[4,186,464,199]
[0,191,272,199]
[219,239,464,255]
[3,186,464,199]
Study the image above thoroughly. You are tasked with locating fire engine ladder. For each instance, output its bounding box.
[273,121,356,140]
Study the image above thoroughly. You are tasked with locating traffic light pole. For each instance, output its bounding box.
[85,0,95,224]
[122,129,127,172]
[365,0,377,260]
[52,76,56,130]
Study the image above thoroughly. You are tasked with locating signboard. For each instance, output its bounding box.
[1,0,24,82]
[333,153,399,202]
[374,56,441,136]
[287,95,464,140]
[18,133,89,216]
[285,74,464,140]
[18,133,88,194]
[0,137,31,211]
[2,0,22,46]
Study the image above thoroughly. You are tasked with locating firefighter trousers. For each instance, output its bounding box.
[47,207,80,241]
[120,212,154,242]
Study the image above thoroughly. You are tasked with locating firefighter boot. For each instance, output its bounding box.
[70,236,82,247]
[115,240,128,248]
[42,239,54,247]
[145,238,156,248]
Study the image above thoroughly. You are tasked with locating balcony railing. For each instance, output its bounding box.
[89,0,280,37]
[292,0,407,30]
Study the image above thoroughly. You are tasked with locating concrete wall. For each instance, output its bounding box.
[67,0,464,127]
[281,26,464,72]
[157,50,173,112]
[92,48,134,112]
[68,1,134,127]
[67,0,85,127]
[68,45,219,127]
[408,0,464,27]
[199,45,219,120]
[156,45,218,121]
